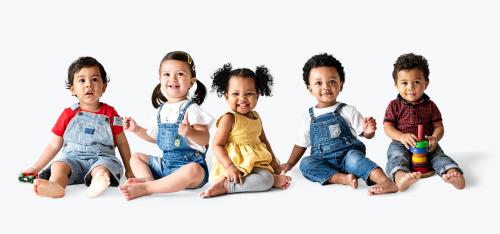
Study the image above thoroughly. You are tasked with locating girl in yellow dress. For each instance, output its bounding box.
[200,63,291,198]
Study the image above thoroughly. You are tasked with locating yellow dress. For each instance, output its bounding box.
[210,111,274,182]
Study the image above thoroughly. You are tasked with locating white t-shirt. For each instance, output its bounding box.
[295,103,365,148]
[147,100,214,153]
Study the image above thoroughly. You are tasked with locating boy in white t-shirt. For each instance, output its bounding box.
[281,53,397,195]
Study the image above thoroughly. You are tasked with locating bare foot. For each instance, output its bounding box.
[120,183,150,201]
[34,179,65,198]
[87,171,111,198]
[442,169,465,189]
[273,174,292,189]
[199,178,227,198]
[329,173,358,189]
[368,180,398,195]
[396,172,421,192]
[125,177,153,184]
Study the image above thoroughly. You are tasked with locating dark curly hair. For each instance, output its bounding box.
[211,63,273,97]
[66,56,109,89]
[151,51,207,108]
[302,53,345,86]
[392,53,430,83]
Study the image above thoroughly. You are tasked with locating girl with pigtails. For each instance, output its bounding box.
[120,51,214,200]
[200,64,291,198]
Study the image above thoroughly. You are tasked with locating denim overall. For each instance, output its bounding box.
[299,103,378,185]
[148,100,209,189]
[39,103,123,186]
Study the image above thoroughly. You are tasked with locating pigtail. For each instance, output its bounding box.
[255,65,273,96]
[191,80,207,105]
[151,83,167,108]
[211,63,233,97]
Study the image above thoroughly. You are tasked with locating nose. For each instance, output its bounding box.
[85,80,94,88]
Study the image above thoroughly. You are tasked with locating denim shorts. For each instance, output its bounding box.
[386,141,463,179]
[148,151,209,189]
[39,152,123,186]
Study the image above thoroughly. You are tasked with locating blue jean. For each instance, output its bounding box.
[386,141,463,179]
[39,152,123,186]
[148,151,209,189]
[300,148,379,185]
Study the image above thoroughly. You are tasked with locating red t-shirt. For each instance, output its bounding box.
[52,103,123,145]
[383,94,442,137]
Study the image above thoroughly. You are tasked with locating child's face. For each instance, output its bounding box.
[160,60,195,103]
[307,66,343,108]
[395,68,429,104]
[224,76,258,116]
[70,66,106,110]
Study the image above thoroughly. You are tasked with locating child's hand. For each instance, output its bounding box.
[271,159,282,175]
[280,162,293,174]
[425,135,438,152]
[226,164,243,184]
[123,117,138,133]
[398,133,418,149]
[178,113,193,138]
[363,117,377,134]
[21,166,39,175]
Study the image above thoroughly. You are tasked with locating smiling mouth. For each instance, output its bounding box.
[238,103,249,108]
[85,91,94,95]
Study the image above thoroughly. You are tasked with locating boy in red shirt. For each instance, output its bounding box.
[21,57,133,198]
[384,53,465,191]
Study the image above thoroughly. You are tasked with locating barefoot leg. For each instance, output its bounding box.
[87,166,111,198]
[273,174,292,189]
[442,168,465,189]
[328,173,358,189]
[395,171,421,192]
[200,177,228,198]
[367,168,398,195]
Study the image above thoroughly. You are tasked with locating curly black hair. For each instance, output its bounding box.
[302,53,345,87]
[211,63,273,97]
[392,53,430,83]
[66,56,109,89]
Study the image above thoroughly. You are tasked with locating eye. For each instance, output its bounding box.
[78,79,85,83]
[315,81,321,86]
[329,80,336,85]
[245,92,256,97]
[162,72,170,77]
[401,81,408,86]
[415,80,421,85]
[231,92,239,96]
[177,72,185,77]
[92,77,99,82]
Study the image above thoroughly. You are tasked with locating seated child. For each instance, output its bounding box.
[383,53,465,191]
[281,53,397,195]
[21,56,133,198]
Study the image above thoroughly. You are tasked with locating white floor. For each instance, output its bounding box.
[2,1,499,233]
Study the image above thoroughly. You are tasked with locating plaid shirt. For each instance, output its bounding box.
[383,93,442,136]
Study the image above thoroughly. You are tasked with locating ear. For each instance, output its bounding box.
[340,82,344,91]
[70,85,76,97]
[190,77,196,87]
[424,80,429,89]
[102,83,107,95]
[307,85,312,93]
[224,92,228,100]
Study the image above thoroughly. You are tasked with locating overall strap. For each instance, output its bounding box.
[176,100,193,124]
[334,102,346,115]
[156,104,165,124]
[308,107,316,122]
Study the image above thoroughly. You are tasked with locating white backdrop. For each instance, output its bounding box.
[1,0,498,233]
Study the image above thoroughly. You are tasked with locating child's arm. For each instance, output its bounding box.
[259,128,281,174]
[22,134,63,174]
[281,145,307,174]
[383,122,417,149]
[178,113,209,146]
[123,117,156,143]
[426,121,444,152]
[115,132,135,179]
[213,113,243,184]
